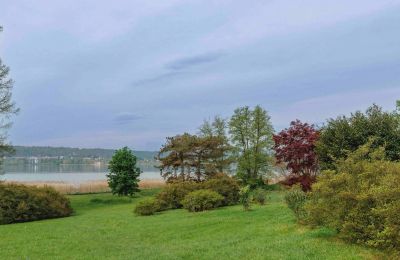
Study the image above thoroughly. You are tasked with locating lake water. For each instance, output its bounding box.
[0,164,161,184]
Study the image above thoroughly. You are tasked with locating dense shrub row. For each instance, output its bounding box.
[0,183,73,224]
[134,174,240,215]
[285,143,400,254]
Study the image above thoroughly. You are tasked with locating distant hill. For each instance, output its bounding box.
[10,146,158,161]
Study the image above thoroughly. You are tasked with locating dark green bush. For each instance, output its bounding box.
[305,143,400,252]
[284,186,308,220]
[0,183,72,224]
[181,189,223,212]
[156,181,201,209]
[134,198,161,216]
[203,173,240,206]
[253,188,267,205]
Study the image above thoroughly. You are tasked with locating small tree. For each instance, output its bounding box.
[107,147,141,196]
[273,120,319,191]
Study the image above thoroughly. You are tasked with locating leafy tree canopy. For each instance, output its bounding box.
[316,104,400,170]
[229,105,274,186]
[107,147,141,196]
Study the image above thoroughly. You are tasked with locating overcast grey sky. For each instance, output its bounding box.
[1,0,400,150]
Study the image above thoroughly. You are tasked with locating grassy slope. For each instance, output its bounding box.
[0,190,382,260]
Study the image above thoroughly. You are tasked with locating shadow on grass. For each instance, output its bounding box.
[89,197,133,205]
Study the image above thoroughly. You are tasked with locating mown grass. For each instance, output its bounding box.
[0,190,383,259]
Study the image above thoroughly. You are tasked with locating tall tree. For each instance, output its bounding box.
[0,26,19,165]
[273,120,319,191]
[316,104,400,170]
[229,105,274,185]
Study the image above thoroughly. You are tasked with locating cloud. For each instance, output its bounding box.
[132,71,185,87]
[132,51,225,87]
[113,113,143,125]
[165,51,225,70]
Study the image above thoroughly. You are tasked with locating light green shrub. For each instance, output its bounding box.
[181,189,223,212]
[239,185,251,211]
[134,198,161,216]
[284,186,308,220]
[305,143,400,252]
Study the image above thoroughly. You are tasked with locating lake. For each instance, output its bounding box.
[0,164,161,184]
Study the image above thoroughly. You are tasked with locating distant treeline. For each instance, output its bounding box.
[9,146,158,161]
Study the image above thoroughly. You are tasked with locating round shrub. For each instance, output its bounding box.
[0,183,73,225]
[156,181,201,209]
[253,188,267,205]
[134,198,161,216]
[203,173,240,206]
[181,189,223,212]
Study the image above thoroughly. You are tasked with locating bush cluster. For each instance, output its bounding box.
[156,181,201,209]
[305,144,400,252]
[202,173,240,206]
[181,189,223,212]
[135,174,240,214]
[0,183,73,224]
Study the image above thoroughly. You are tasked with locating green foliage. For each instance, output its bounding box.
[284,186,308,220]
[239,185,252,211]
[181,189,223,212]
[0,28,19,164]
[156,181,201,209]
[203,173,240,206]
[316,104,400,170]
[155,175,239,211]
[306,143,400,252]
[0,183,72,224]
[107,147,141,197]
[229,105,274,185]
[158,133,232,181]
[0,191,384,259]
[252,188,267,205]
[134,198,161,216]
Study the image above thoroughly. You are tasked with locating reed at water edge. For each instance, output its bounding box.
[3,179,165,195]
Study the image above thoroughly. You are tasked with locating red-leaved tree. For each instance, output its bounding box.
[273,120,319,191]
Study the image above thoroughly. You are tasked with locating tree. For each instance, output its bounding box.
[0,26,19,166]
[107,147,141,196]
[316,104,400,170]
[273,120,319,191]
[199,116,232,173]
[157,133,231,181]
[229,105,274,185]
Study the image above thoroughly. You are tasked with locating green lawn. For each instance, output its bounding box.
[0,190,382,259]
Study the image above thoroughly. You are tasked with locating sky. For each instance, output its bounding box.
[0,0,400,151]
